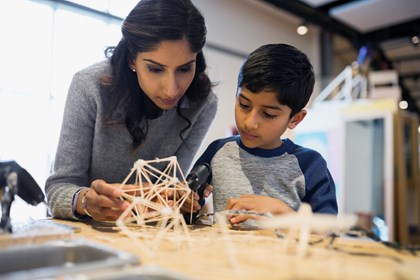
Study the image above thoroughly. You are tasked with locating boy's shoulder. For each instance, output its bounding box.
[204,135,239,153]
[209,135,238,147]
[194,135,239,165]
[285,139,321,155]
[285,139,327,167]
[205,135,238,152]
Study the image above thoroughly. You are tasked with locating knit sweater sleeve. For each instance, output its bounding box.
[45,70,97,220]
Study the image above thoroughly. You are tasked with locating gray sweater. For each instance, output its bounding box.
[45,60,218,220]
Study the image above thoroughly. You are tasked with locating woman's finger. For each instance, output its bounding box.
[91,179,122,197]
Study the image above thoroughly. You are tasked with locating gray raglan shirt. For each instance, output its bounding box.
[45,60,218,220]
[193,136,337,214]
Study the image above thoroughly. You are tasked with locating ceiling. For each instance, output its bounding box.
[260,0,420,116]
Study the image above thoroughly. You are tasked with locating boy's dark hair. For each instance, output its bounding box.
[237,43,315,117]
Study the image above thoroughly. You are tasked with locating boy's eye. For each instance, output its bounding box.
[263,112,277,119]
[239,102,250,109]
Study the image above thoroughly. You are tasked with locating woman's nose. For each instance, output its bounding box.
[163,74,179,98]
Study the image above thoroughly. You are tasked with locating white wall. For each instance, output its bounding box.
[192,0,321,158]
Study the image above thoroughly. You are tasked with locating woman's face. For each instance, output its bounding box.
[130,38,197,110]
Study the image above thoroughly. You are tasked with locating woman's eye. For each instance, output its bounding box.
[147,66,163,73]
[178,66,192,73]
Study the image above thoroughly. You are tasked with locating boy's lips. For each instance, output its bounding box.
[241,130,258,140]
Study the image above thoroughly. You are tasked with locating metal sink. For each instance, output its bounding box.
[88,265,198,280]
[0,239,139,280]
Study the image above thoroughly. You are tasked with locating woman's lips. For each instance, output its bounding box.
[160,98,178,106]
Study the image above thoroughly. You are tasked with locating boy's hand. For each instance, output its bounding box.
[225,194,294,224]
[180,191,201,213]
[180,184,214,213]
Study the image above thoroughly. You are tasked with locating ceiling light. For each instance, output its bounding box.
[411,35,419,46]
[297,22,308,36]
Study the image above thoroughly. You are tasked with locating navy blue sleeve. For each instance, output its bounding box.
[184,136,237,224]
[295,148,338,214]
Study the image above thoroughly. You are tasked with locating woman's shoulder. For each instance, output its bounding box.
[205,91,218,109]
[207,90,218,101]
[72,60,111,82]
[182,90,218,114]
[67,60,111,100]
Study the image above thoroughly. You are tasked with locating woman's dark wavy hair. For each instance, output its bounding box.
[101,0,212,149]
[237,43,315,117]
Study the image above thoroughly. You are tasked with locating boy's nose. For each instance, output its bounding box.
[244,111,259,129]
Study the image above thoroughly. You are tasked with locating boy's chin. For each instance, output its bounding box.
[241,138,281,150]
[240,139,260,149]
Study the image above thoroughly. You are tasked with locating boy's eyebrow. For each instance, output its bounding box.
[238,92,283,111]
[143,59,196,68]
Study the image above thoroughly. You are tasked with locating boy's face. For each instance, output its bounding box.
[234,87,306,149]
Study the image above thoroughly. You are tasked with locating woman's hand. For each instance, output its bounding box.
[77,179,130,221]
[225,194,294,224]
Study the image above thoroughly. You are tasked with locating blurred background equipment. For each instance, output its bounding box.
[0,160,46,233]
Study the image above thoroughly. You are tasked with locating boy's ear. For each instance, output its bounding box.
[287,109,307,130]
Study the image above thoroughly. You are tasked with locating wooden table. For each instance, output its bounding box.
[9,218,410,280]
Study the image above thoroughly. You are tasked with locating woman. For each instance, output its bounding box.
[45,0,218,221]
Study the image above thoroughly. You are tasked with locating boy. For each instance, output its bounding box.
[191,43,337,225]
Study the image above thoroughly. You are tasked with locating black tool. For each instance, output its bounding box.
[0,160,46,233]
[0,160,45,206]
[186,163,211,201]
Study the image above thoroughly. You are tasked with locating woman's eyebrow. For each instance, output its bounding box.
[143,59,165,67]
[178,60,196,68]
[143,59,196,68]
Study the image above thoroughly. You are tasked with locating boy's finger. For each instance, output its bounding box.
[225,198,238,210]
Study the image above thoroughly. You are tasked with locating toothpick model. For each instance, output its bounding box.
[114,156,357,265]
[115,156,194,255]
[258,203,357,258]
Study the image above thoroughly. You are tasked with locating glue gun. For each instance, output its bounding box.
[186,163,211,201]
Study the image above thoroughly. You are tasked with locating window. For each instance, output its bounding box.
[0,0,133,221]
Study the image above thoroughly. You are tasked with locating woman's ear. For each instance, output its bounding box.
[128,60,134,71]
[128,56,136,72]
[287,109,307,130]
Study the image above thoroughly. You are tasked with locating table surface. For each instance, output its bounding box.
[2,218,419,280]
